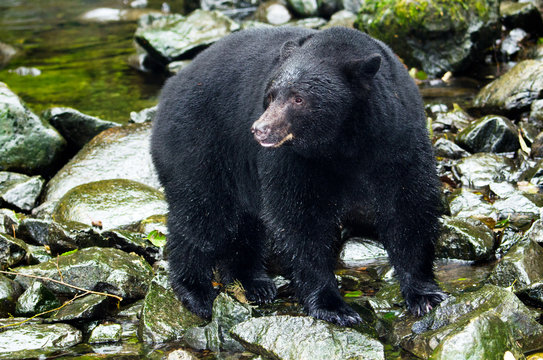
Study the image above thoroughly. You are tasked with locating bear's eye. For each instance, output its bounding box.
[294,96,303,104]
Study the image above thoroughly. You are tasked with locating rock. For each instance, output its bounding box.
[455,115,520,153]
[137,214,168,237]
[0,208,21,234]
[256,1,292,25]
[80,7,160,22]
[408,284,543,355]
[15,281,60,316]
[167,60,192,75]
[14,247,153,300]
[526,219,543,243]
[129,105,157,123]
[453,153,515,189]
[488,239,543,291]
[0,82,66,175]
[184,292,252,351]
[53,179,167,231]
[490,182,541,229]
[49,294,109,321]
[25,245,52,264]
[88,323,123,343]
[434,138,470,159]
[531,132,543,158]
[44,107,119,150]
[42,122,160,205]
[231,315,385,360]
[166,349,199,360]
[102,229,162,264]
[0,323,82,358]
[0,172,44,211]
[501,28,529,59]
[436,216,495,261]
[0,233,27,270]
[500,1,543,34]
[0,275,22,317]
[135,10,240,65]
[473,60,543,115]
[339,238,388,267]
[448,189,498,224]
[139,273,206,343]
[432,105,472,134]
[355,0,500,76]
[0,42,16,69]
[530,99,543,125]
[289,17,327,29]
[321,10,357,29]
[9,66,41,77]
[287,0,318,17]
[201,0,259,20]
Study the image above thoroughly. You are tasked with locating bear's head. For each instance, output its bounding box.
[251,31,382,157]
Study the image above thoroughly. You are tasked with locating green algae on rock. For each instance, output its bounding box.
[53,179,167,231]
[355,0,500,76]
[0,82,66,175]
[15,281,60,316]
[455,115,520,154]
[436,216,495,261]
[0,232,27,270]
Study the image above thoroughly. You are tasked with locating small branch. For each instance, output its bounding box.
[55,256,64,283]
[0,270,123,302]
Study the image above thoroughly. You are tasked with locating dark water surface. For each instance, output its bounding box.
[0,0,169,123]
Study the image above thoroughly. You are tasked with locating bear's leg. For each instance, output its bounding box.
[219,214,277,304]
[377,191,447,316]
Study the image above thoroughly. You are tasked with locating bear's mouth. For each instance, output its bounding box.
[258,133,294,148]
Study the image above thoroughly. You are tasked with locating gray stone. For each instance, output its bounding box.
[321,10,357,29]
[500,28,529,58]
[231,315,385,360]
[49,294,109,321]
[448,189,498,223]
[88,323,123,343]
[339,238,388,267]
[0,275,22,317]
[287,0,319,17]
[455,115,519,153]
[256,1,292,25]
[0,232,27,270]
[434,138,470,159]
[530,99,543,125]
[0,172,44,211]
[500,1,543,34]
[129,105,157,123]
[15,281,60,316]
[0,208,21,234]
[453,153,515,189]
[436,216,495,261]
[0,82,66,175]
[45,107,119,149]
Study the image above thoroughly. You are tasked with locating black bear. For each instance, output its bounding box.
[151,26,446,326]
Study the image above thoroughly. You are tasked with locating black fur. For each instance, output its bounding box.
[151,26,446,326]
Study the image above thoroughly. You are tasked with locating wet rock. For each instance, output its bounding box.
[8,67,41,77]
[256,1,292,25]
[533,132,543,158]
[80,7,160,22]
[321,10,357,29]
[0,275,22,317]
[0,82,66,175]
[339,238,388,267]
[448,189,498,224]
[166,349,199,360]
[289,17,327,29]
[434,138,470,159]
[0,172,44,211]
[137,214,168,236]
[287,0,318,17]
[473,60,543,115]
[455,115,520,154]
[102,229,162,264]
[432,105,472,134]
[500,1,543,34]
[14,247,153,300]
[49,294,109,321]
[185,292,252,352]
[231,315,385,360]
[517,282,543,307]
[167,60,192,74]
[139,264,206,344]
[355,0,500,76]
[408,284,543,355]
[453,153,515,189]
[0,208,21,234]
[24,245,52,264]
[17,218,106,254]
[0,233,27,270]
[200,0,258,20]
[0,323,82,358]
[493,191,540,229]
[15,281,60,316]
[488,239,543,291]
[42,122,160,206]
[53,179,167,231]
[45,107,119,150]
[129,105,157,123]
[436,216,495,261]
[88,323,122,343]
[501,28,529,59]
[530,99,543,125]
[0,42,16,69]
[135,10,240,65]
[526,219,543,243]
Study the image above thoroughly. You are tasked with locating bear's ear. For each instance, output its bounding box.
[280,40,300,60]
[344,53,382,80]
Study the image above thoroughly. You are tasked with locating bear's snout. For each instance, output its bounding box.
[251,122,271,142]
[251,103,293,148]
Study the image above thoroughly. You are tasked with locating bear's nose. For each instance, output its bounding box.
[251,123,270,141]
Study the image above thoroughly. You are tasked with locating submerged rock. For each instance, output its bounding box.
[0,172,44,211]
[44,107,119,150]
[355,0,500,75]
[0,323,82,359]
[231,315,385,360]
[53,179,167,231]
[455,115,520,153]
[42,122,160,205]
[0,82,66,175]
[473,60,543,115]
[14,247,153,300]
[135,10,240,65]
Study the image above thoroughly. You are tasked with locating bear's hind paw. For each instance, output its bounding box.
[244,277,277,305]
[405,290,448,317]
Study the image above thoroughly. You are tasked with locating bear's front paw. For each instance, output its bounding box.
[174,285,217,320]
[305,291,362,326]
[244,276,277,305]
[404,287,448,317]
